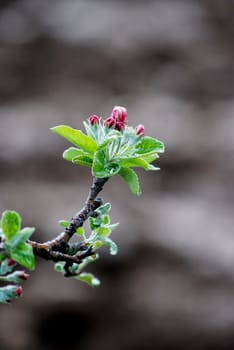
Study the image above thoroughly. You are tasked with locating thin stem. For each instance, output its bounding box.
[28,177,108,264]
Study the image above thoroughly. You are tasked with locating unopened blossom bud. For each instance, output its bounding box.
[111,106,127,123]
[115,121,124,131]
[136,124,145,136]
[88,115,100,125]
[19,272,30,281]
[105,117,116,128]
[15,286,23,297]
[7,258,15,266]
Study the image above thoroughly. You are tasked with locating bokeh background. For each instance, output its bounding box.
[0,0,234,349]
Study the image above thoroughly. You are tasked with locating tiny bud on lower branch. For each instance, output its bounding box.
[15,286,23,297]
[7,258,15,266]
[19,272,30,281]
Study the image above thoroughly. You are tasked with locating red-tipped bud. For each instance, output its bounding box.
[115,121,125,131]
[88,115,100,125]
[7,258,15,267]
[104,117,116,128]
[136,124,145,136]
[19,272,30,281]
[15,286,23,297]
[111,106,127,123]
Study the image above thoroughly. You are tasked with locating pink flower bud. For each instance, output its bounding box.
[104,117,116,128]
[111,106,127,123]
[115,121,124,131]
[19,272,30,281]
[15,286,23,297]
[88,115,100,125]
[136,124,145,136]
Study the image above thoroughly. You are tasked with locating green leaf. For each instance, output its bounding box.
[97,134,119,151]
[119,167,141,196]
[96,203,111,215]
[1,211,21,240]
[77,272,101,287]
[10,242,35,270]
[92,150,121,178]
[76,227,85,236]
[94,227,111,238]
[9,227,35,249]
[0,253,7,263]
[92,240,104,249]
[72,155,93,167]
[51,125,98,154]
[54,262,65,273]
[120,157,157,170]
[58,220,70,228]
[107,223,119,231]
[105,161,121,176]
[88,216,102,230]
[102,215,110,225]
[92,150,106,178]
[135,136,164,154]
[63,147,90,161]
[103,237,118,255]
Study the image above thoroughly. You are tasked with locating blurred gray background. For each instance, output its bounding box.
[0,0,234,349]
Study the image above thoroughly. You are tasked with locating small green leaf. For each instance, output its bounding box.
[105,161,121,176]
[102,215,110,225]
[103,238,118,255]
[92,240,104,249]
[119,167,141,196]
[88,217,96,230]
[77,272,101,287]
[51,125,98,154]
[97,134,119,151]
[92,150,121,178]
[0,253,7,263]
[88,216,102,230]
[10,242,35,270]
[54,262,65,273]
[1,211,21,240]
[120,157,156,170]
[9,227,35,249]
[96,203,111,215]
[135,136,164,154]
[72,155,93,167]
[94,227,111,238]
[76,227,85,236]
[63,147,90,161]
[107,223,119,231]
[140,152,159,163]
[58,220,70,228]
[92,150,106,178]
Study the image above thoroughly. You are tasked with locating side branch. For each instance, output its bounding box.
[28,177,108,264]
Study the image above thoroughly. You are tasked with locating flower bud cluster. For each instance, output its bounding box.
[87,106,145,136]
[0,284,23,304]
[106,106,128,131]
